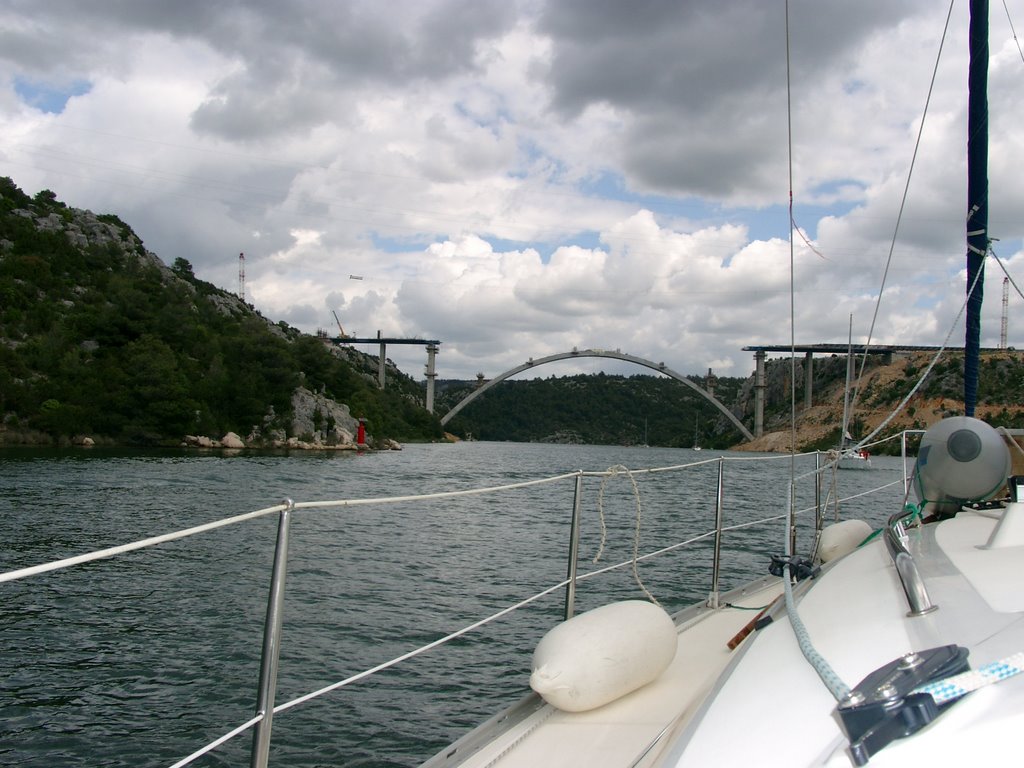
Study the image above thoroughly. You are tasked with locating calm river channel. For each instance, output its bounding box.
[0,442,908,767]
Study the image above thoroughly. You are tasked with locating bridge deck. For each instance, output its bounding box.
[743,344,1005,354]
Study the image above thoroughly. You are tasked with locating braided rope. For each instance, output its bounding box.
[783,563,851,701]
[914,652,1024,705]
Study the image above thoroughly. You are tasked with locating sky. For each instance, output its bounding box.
[3,0,1024,384]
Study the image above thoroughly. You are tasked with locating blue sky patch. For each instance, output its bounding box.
[370,231,434,254]
[14,76,92,114]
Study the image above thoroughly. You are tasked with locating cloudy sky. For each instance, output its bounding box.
[3,0,1024,382]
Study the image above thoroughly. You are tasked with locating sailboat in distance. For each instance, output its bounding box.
[837,315,871,469]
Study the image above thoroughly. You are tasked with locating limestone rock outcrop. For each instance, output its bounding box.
[288,386,358,446]
[183,386,370,450]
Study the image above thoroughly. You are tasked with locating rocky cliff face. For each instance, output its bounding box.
[11,203,269,322]
[182,387,367,450]
[13,205,139,249]
[182,386,410,451]
[287,386,359,445]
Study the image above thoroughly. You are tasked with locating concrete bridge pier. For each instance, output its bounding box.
[425,344,438,413]
[754,350,766,438]
[333,331,441,410]
[805,351,813,410]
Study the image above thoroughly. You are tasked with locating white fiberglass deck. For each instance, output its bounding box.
[436,577,784,768]
[658,512,1024,767]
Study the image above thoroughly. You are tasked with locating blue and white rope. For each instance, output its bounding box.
[783,563,852,702]
[914,652,1024,705]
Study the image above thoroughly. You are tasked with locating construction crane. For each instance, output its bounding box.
[332,310,348,339]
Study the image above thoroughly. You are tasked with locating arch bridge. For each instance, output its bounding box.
[439,348,754,441]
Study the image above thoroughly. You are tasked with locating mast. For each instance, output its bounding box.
[964,0,989,416]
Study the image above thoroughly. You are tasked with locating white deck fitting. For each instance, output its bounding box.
[937,511,1024,613]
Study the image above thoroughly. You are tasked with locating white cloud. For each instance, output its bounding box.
[0,0,1019,385]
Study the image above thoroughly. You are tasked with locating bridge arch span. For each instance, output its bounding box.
[439,349,753,441]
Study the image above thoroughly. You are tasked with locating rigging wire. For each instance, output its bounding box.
[855,253,987,449]
[991,247,1024,301]
[851,0,1024,448]
[785,0,799,558]
[989,0,1024,319]
[1003,0,1024,64]
[846,0,957,425]
[779,0,853,706]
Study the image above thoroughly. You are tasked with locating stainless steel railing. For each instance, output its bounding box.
[882,428,937,618]
[250,500,293,767]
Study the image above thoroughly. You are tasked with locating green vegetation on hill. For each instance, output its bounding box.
[7,177,1024,451]
[0,178,442,446]
[436,372,748,448]
[436,349,1024,452]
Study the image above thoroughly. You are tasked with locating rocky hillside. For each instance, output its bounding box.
[737,350,1024,452]
[0,178,442,447]
[6,178,1023,452]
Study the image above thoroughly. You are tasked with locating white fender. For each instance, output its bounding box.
[529,600,677,712]
[818,519,873,563]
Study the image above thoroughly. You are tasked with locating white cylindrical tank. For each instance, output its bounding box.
[914,416,1009,515]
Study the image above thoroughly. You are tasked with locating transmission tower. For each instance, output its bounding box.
[1001,276,1009,349]
[239,252,246,302]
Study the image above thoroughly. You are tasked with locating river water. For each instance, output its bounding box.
[0,443,909,767]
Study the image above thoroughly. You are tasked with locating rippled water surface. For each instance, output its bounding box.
[0,443,908,767]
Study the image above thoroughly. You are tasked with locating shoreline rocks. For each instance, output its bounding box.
[179,386,405,452]
[181,432,403,451]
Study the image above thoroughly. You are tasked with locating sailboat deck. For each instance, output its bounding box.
[428,577,784,768]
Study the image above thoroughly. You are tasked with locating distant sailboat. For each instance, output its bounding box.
[692,415,702,451]
[838,315,871,469]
